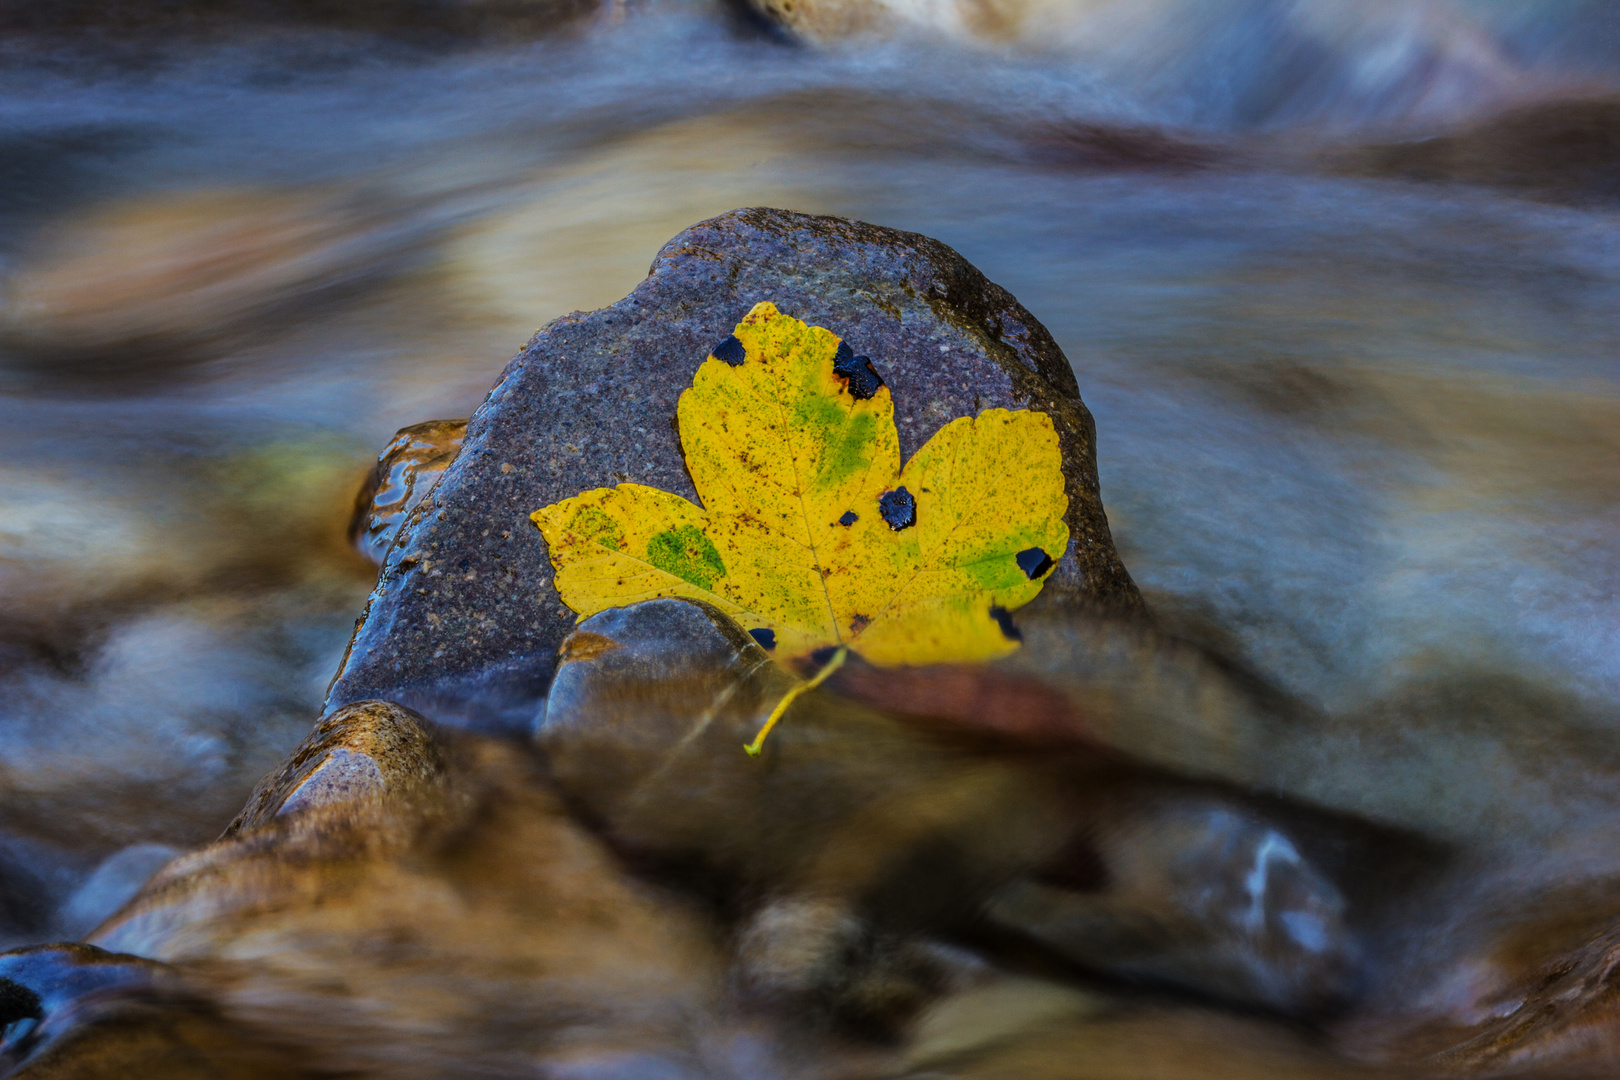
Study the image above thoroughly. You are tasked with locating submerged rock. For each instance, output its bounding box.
[985,795,1361,1013]
[328,207,1139,727]
[0,944,208,1078]
[904,1001,1392,1080]
[1340,893,1620,1074]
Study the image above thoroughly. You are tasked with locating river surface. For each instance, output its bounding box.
[1,0,1619,1074]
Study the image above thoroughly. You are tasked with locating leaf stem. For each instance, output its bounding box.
[743,646,849,758]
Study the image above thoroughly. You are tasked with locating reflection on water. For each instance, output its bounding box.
[1,0,1619,1074]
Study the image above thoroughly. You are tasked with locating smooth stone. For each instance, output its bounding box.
[822,605,1620,1048]
[327,207,1140,729]
[541,598,1090,1031]
[222,699,445,836]
[904,975,1109,1071]
[731,896,979,1033]
[733,897,869,998]
[899,1004,1396,1080]
[974,605,1620,937]
[273,750,386,819]
[24,681,985,1074]
[1337,893,1620,1073]
[0,602,1455,1072]
[0,943,180,1073]
[827,610,1446,1013]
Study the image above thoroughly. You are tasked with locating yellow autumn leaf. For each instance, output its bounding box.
[530,301,1069,668]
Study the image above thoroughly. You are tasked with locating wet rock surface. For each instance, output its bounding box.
[351,419,468,566]
[53,700,740,1079]
[1336,890,1620,1076]
[220,698,447,837]
[328,207,1140,728]
[541,599,1391,1021]
[0,599,1607,1077]
[0,945,183,1058]
[902,1004,1401,1080]
[541,599,1091,938]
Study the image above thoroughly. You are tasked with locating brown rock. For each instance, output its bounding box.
[350,420,468,567]
[220,699,446,838]
[63,705,735,1078]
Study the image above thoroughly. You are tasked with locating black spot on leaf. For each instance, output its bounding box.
[711,335,746,365]
[832,340,885,400]
[838,510,858,526]
[989,605,1023,642]
[1016,547,1054,579]
[879,487,916,531]
[809,644,841,666]
[749,628,776,651]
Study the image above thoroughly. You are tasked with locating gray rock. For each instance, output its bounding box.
[327,207,1140,729]
[540,597,1089,1032]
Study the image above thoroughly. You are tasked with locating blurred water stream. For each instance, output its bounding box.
[1,0,1618,1073]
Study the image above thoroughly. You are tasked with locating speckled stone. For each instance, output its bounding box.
[326,207,1140,729]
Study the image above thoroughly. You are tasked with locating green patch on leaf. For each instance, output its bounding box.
[646,524,726,590]
[569,506,623,551]
[531,301,1068,669]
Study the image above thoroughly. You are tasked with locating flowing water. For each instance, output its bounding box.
[1,0,1619,1074]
